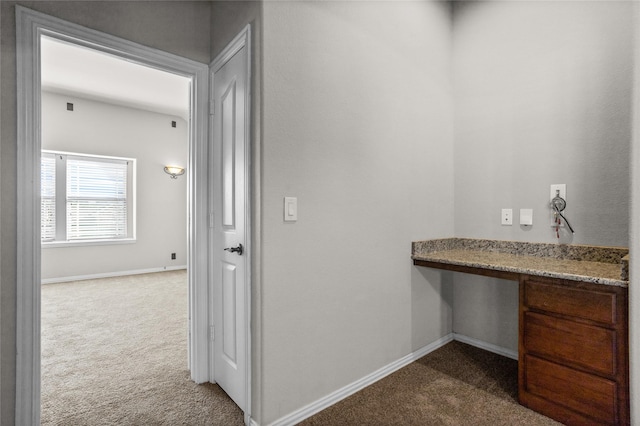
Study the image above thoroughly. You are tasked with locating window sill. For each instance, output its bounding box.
[42,238,136,248]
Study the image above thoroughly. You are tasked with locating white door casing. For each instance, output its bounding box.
[209,27,252,417]
[15,7,211,424]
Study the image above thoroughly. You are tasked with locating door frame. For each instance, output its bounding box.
[15,7,210,424]
[209,26,252,420]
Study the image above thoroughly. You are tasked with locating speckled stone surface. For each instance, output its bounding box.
[622,254,630,282]
[412,238,629,287]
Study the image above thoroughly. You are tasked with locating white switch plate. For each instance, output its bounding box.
[501,208,513,226]
[520,208,533,226]
[284,197,297,222]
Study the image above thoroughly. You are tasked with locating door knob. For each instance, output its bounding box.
[224,244,243,256]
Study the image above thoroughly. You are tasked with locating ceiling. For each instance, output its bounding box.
[41,36,191,120]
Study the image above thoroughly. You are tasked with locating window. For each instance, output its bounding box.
[41,150,136,245]
[41,154,56,241]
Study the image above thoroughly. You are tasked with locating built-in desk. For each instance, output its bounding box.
[412,238,629,426]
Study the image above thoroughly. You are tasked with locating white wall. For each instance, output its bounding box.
[40,91,188,281]
[260,1,454,423]
[452,1,633,351]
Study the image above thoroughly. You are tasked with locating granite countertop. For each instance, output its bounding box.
[412,238,629,287]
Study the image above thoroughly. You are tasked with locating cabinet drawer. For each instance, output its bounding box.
[524,312,615,376]
[524,355,617,424]
[524,280,616,325]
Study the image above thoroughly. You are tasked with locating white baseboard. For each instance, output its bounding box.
[266,333,455,426]
[41,265,187,284]
[453,333,518,360]
[256,333,517,426]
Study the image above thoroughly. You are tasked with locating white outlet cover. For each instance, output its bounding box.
[550,184,566,202]
[520,208,533,226]
[501,208,513,226]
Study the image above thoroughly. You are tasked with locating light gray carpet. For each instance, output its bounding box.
[41,270,244,425]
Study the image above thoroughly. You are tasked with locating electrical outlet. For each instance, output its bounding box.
[501,209,513,226]
[550,184,567,228]
[171,253,176,260]
[550,184,566,203]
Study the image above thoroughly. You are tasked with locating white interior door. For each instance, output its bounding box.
[210,30,250,414]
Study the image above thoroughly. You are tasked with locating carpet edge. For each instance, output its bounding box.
[42,266,187,284]
[453,333,518,360]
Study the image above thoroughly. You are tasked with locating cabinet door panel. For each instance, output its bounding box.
[524,312,615,376]
[525,355,616,424]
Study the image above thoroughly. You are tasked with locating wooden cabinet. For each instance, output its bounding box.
[519,276,629,425]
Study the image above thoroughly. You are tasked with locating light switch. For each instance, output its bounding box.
[284,197,297,222]
[520,208,533,226]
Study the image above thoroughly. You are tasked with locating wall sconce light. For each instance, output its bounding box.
[164,165,185,179]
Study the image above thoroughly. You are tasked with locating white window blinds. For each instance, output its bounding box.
[66,157,128,240]
[41,151,135,244]
[41,154,56,241]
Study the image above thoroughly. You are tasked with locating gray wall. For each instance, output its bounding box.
[260,1,454,423]
[41,92,188,281]
[211,1,260,60]
[0,2,211,424]
[1,1,636,425]
[451,1,633,351]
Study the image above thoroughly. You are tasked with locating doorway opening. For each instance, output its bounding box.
[16,7,213,424]
[39,35,195,422]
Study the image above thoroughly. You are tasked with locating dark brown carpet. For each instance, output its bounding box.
[301,341,560,426]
